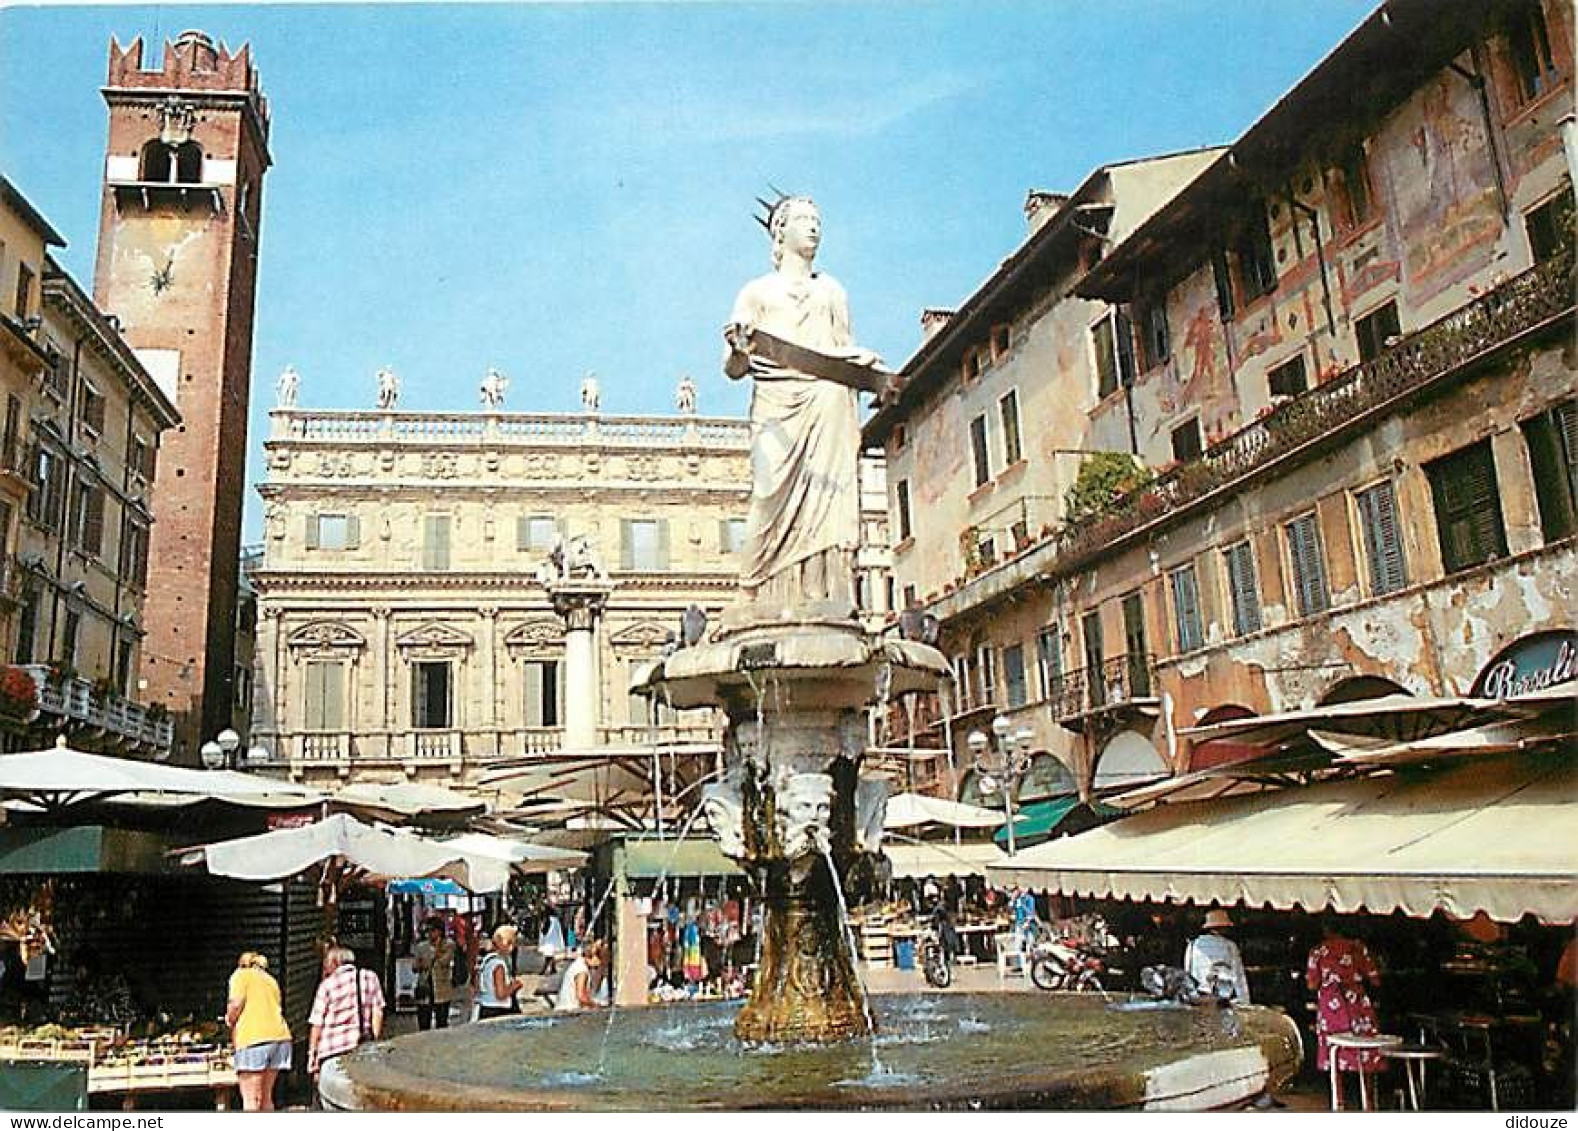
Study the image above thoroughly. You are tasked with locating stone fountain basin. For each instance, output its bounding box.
[640,625,949,711]
[320,992,1301,1111]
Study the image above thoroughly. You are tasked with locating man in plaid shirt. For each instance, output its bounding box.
[307,946,385,1079]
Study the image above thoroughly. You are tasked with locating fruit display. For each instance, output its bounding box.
[0,1021,236,1094]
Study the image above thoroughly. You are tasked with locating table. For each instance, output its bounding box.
[1327,1032,1403,1111]
[1409,1012,1542,1110]
[1383,1044,1447,1111]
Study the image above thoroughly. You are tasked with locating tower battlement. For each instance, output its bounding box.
[106,30,269,126]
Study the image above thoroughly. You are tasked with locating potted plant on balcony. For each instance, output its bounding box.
[90,675,118,704]
[44,661,76,690]
[0,665,38,724]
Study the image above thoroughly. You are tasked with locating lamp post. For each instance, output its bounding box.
[200,727,242,770]
[967,714,1036,856]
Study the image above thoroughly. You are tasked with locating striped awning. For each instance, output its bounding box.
[989,752,1578,924]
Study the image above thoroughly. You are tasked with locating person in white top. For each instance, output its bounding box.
[1184,908,1251,1004]
[554,940,608,1013]
[475,925,527,1020]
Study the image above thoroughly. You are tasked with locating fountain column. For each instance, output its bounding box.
[548,581,611,749]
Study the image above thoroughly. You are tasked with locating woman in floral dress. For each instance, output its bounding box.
[1306,918,1384,1073]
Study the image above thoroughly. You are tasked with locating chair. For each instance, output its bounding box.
[1327,1033,1403,1110]
[994,932,1028,980]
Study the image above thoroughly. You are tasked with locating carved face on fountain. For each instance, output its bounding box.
[777,772,833,859]
[701,776,747,860]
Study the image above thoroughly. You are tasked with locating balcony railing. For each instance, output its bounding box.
[280,723,723,768]
[1045,653,1157,724]
[278,410,751,450]
[410,729,461,759]
[20,664,174,751]
[946,251,1576,603]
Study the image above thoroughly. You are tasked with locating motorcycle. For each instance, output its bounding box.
[1030,936,1106,993]
[919,905,958,989]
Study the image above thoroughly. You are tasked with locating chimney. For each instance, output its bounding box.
[920,308,954,341]
[1024,190,1068,234]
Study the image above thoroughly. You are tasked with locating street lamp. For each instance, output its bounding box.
[200,727,243,770]
[967,714,1037,856]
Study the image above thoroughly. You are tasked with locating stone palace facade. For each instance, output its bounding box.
[252,399,895,792]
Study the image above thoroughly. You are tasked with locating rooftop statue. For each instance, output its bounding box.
[274,364,299,408]
[580,372,601,414]
[722,196,891,614]
[375,366,400,410]
[479,367,508,409]
[675,373,698,414]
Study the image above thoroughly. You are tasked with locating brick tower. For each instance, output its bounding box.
[92,31,270,763]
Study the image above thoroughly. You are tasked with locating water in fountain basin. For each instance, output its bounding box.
[821,846,888,1081]
[594,802,710,1076]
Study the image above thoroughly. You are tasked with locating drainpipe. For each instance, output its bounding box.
[1287,193,1337,336]
[1449,46,1512,221]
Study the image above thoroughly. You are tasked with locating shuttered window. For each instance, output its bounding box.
[120,521,151,590]
[622,518,669,571]
[999,390,1022,467]
[524,659,561,727]
[312,513,359,551]
[976,644,997,707]
[1003,643,1028,708]
[517,514,558,552]
[1426,440,1507,574]
[1169,564,1205,653]
[1522,400,1578,543]
[1284,511,1330,616]
[1092,309,1134,398]
[969,414,991,487]
[1223,540,1262,636]
[303,660,345,730]
[422,514,451,570]
[895,479,912,542]
[1355,480,1408,596]
[1036,626,1062,701]
[411,661,452,728]
[718,517,747,554]
[74,483,105,557]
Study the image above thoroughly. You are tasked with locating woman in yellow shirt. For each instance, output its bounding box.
[226,951,293,1111]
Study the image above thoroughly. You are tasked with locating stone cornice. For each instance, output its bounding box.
[250,569,740,592]
[254,481,749,498]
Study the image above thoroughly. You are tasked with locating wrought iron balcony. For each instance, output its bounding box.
[19,664,174,752]
[1045,653,1158,727]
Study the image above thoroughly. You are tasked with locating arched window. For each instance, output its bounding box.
[1015,753,1077,802]
[1317,675,1407,706]
[139,139,204,184]
[1092,729,1168,791]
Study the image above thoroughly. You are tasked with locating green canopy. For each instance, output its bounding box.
[993,796,1124,849]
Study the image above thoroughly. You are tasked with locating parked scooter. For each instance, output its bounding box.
[1029,936,1106,993]
[919,903,959,988]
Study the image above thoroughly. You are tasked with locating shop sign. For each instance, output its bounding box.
[1471,630,1577,698]
[267,810,319,830]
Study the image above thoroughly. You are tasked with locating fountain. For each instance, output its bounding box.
[319,195,1301,1109]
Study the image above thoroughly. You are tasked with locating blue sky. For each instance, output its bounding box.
[0,1,1377,540]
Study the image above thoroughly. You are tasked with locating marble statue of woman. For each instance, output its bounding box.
[375,366,400,410]
[722,196,886,612]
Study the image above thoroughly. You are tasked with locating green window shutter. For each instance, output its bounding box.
[1357,482,1406,596]
[718,518,729,553]
[620,519,633,571]
[1225,541,1261,636]
[346,514,361,550]
[516,515,530,552]
[1285,513,1329,616]
[423,515,451,570]
[306,515,319,550]
[657,518,671,571]
[1170,566,1202,652]
[325,662,344,729]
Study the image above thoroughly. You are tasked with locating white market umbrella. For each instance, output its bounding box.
[441,831,588,873]
[882,792,1003,831]
[188,812,472,886]
[330,781,486,823]
[0,740,320,810]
